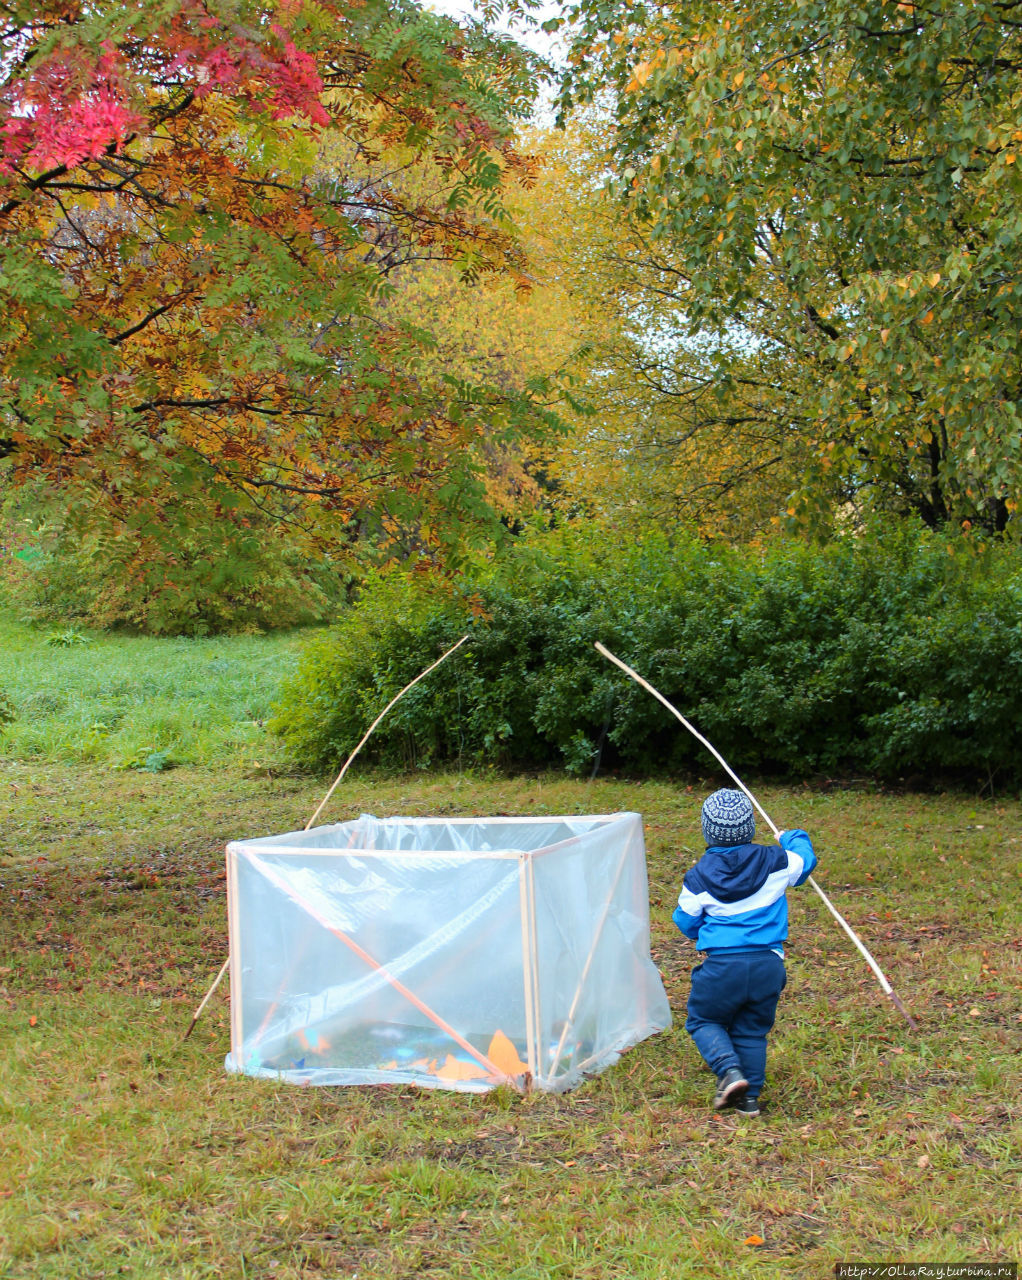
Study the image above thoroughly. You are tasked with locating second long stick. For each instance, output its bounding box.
[594,641,918,1030]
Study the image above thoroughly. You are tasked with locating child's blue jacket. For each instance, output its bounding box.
[671,829,817,956]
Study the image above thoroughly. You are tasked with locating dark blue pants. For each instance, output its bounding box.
[685,949,787,1097]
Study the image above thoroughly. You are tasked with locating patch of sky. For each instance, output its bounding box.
[423,0,567,123]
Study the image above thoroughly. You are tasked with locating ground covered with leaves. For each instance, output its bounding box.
[1,763,1019,1278]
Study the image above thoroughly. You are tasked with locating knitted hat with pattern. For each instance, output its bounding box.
[701,788,755,846]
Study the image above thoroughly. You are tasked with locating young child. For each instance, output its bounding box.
[672,787,817,1116]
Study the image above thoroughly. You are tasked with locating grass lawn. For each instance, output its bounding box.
[1,617,1020,1277]
[0,614,311,770]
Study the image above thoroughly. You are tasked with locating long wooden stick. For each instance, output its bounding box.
[184,634,471,1041]
[183,956,230,1041]
[594,641,918,1030]
[304,633,470,830]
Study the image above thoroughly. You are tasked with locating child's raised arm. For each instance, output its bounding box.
[778,829,817,886]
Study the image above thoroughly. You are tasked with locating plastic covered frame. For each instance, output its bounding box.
[224,812,671,1093]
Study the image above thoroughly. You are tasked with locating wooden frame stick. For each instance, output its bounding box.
[594,641,918,1030]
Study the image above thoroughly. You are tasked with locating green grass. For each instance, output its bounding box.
[1,614,1020,1276]
[0,614,312,770]
[1,766,1019,1278]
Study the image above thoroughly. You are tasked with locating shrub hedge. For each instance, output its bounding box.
[271,526,1022,787]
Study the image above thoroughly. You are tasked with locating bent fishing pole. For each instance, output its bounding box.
[595,641,918,1030]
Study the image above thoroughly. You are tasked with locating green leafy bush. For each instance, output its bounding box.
[272,526,1022,786]
[45,628,92,648]
[1,480,345,636]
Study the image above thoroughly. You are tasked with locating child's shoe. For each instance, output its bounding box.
[733,1095,760,1117]
[713,1067,749,1109]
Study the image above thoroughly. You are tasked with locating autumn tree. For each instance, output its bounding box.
[1,0,560,583]
[559,0,1022,535]
[524,116,814,540]
[342,126,591,526]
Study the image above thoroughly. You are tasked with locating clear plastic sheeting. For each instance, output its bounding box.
[224,813,671,1093]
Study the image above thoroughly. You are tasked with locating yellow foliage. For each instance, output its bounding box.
[522,115,812,541]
